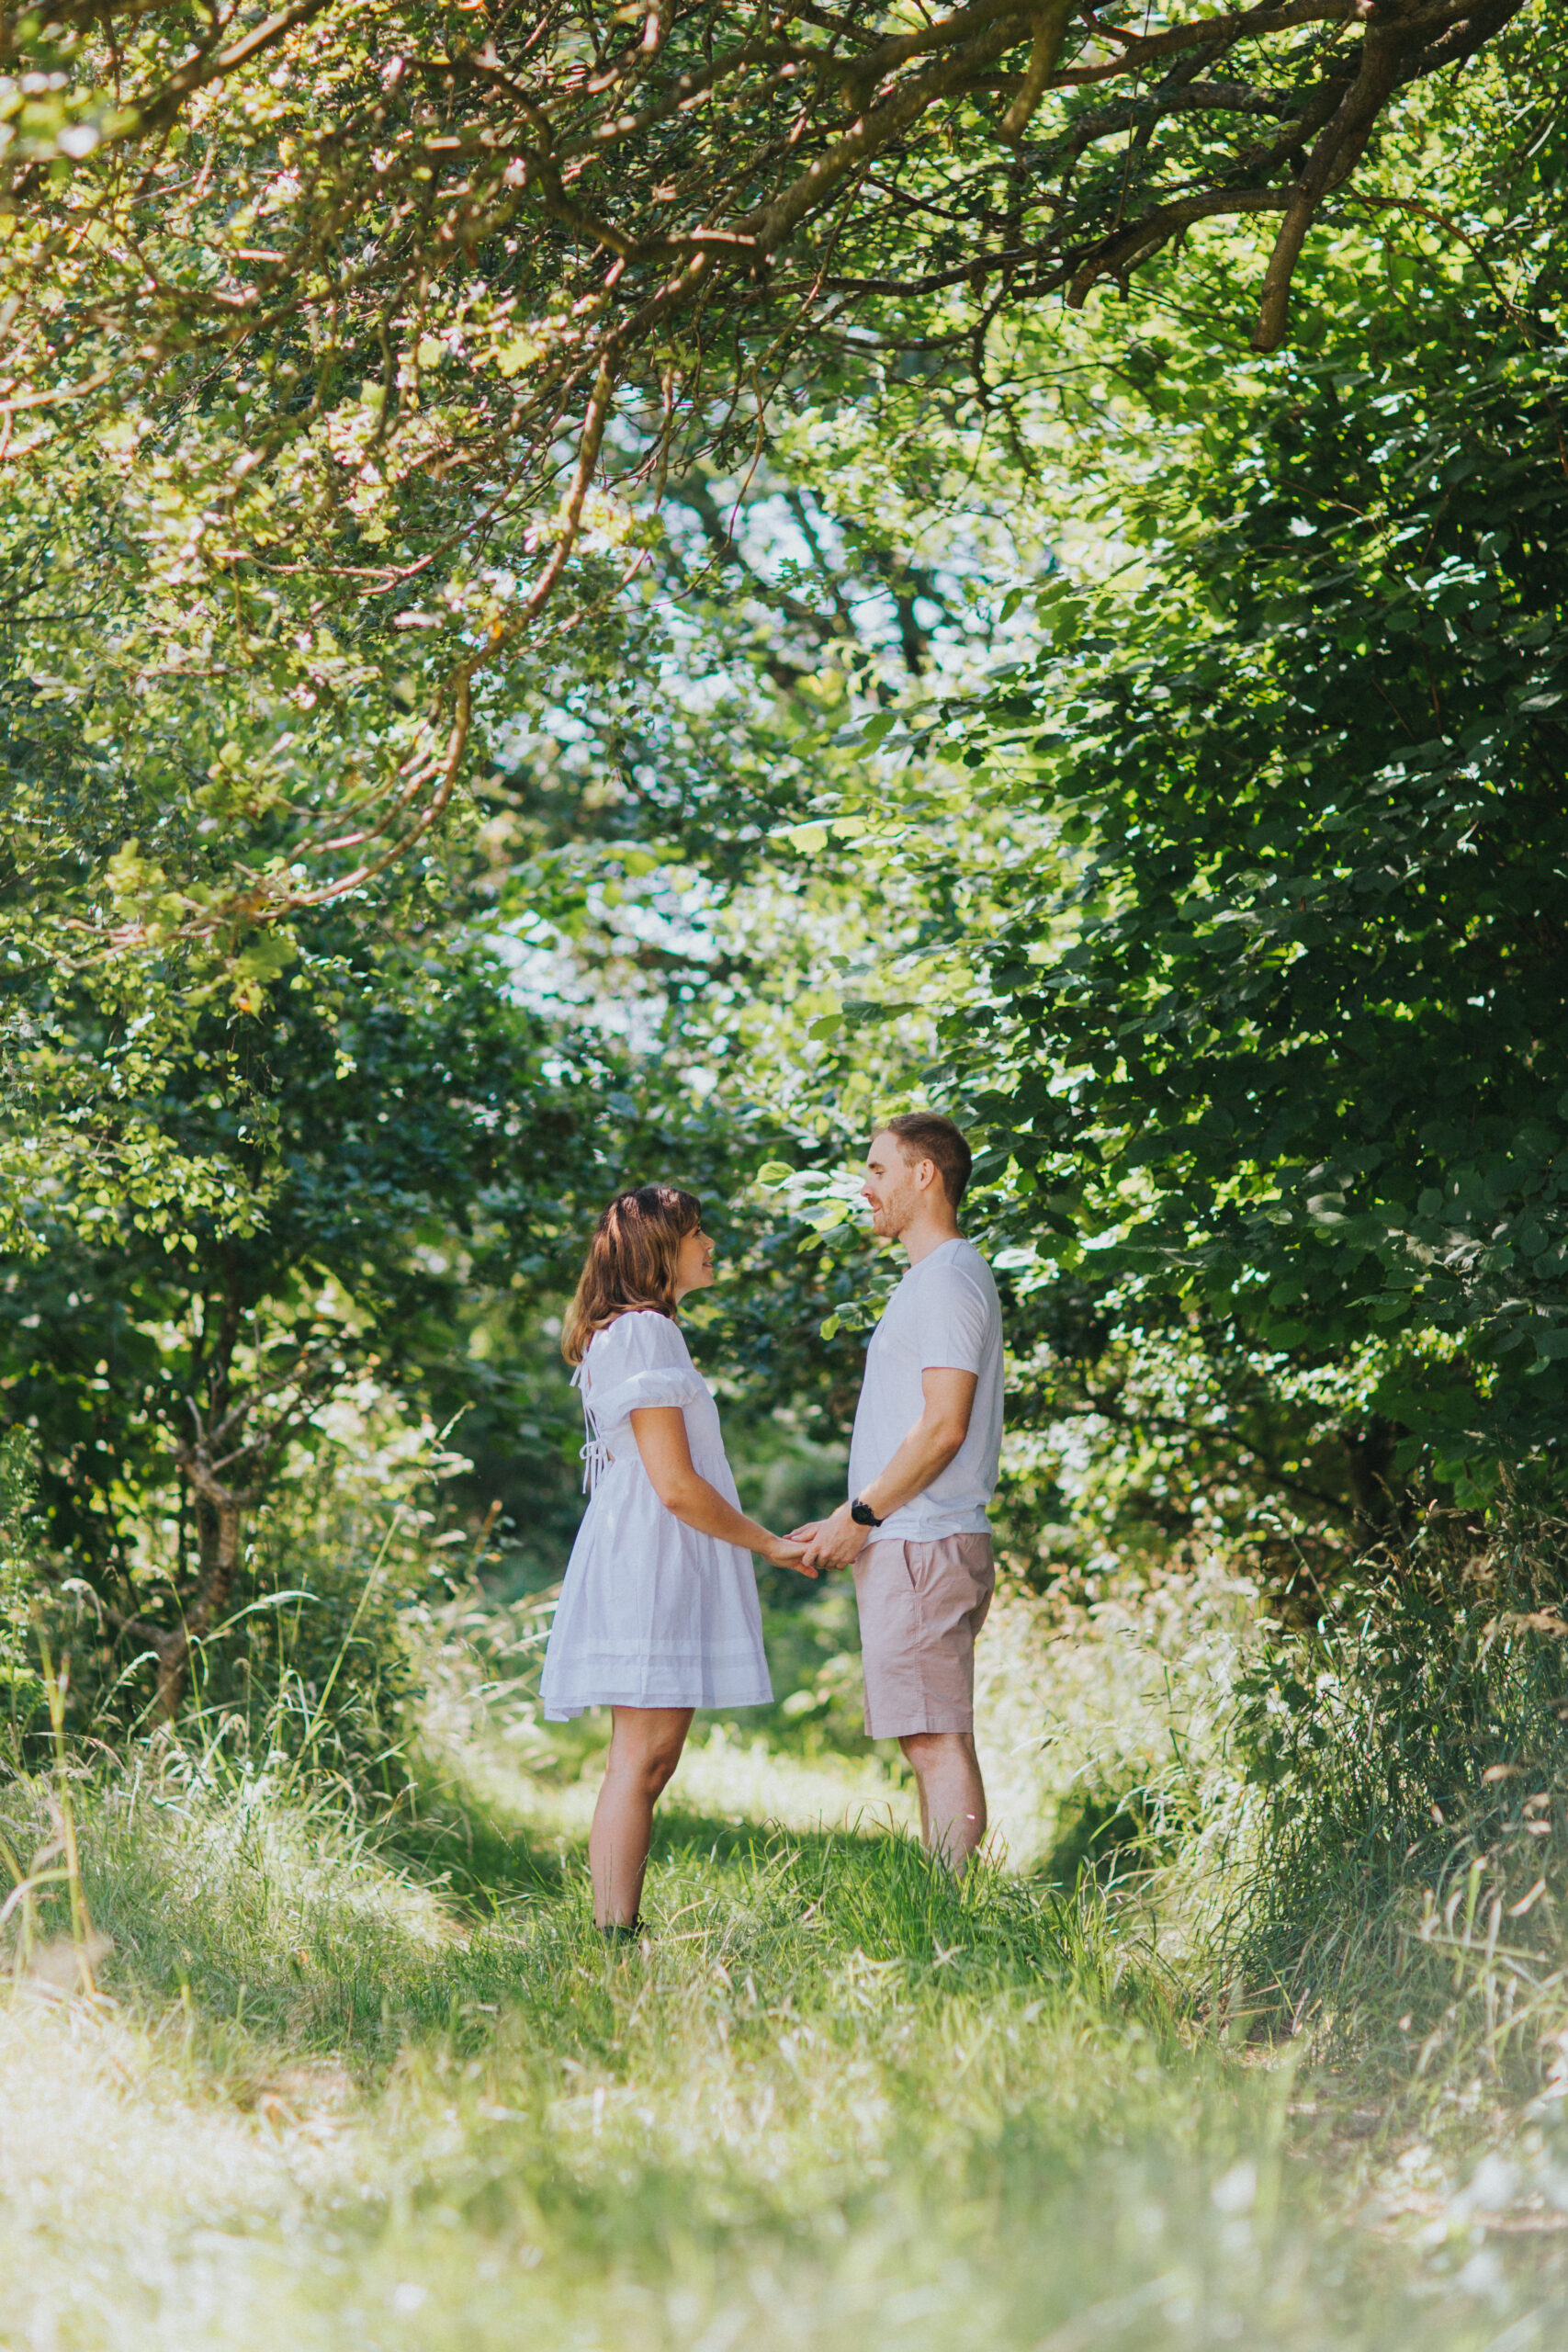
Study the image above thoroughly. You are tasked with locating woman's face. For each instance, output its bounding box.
[673,1224,716,1301]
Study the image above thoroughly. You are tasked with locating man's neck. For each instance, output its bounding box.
[900,1213,962,1267]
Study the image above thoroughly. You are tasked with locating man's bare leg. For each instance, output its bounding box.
[898,1730,987,1872]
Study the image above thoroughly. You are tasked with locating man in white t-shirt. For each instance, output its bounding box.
[794,1114,1003,1871]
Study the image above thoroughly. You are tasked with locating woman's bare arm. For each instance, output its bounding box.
[628,1407,815,1576]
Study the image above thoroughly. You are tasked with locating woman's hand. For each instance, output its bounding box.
[762,1533,817,1577]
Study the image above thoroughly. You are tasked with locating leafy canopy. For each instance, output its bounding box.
[937,160,1568,1494]
[0,0,1539,933]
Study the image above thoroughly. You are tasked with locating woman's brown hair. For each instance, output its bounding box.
[561,1184,703,1365]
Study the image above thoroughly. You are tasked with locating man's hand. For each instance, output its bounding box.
[792,1367,977,1572]
[762,1534,817,1578]
[798,1501,869,1573]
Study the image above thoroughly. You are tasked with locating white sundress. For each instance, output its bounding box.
[539,1309,773,1721]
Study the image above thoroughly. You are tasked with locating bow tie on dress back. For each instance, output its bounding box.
[571,1363,612,1496]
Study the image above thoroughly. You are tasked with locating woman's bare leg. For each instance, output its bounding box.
[589,1706,694,1928]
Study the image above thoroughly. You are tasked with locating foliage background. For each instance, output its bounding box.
[2,2,1565,1742]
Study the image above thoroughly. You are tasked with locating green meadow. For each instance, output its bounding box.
[6,1561,1568,2352]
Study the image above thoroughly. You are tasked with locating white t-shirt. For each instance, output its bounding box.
[847,1237,1004,1544]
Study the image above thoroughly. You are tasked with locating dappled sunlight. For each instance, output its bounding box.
[660,1722,917,1843]
[7,1584,1568,2348]
[0,1996,355,2351]
[411,1669,919,1870]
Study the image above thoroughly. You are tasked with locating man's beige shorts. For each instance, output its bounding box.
[852,1533,996,1740]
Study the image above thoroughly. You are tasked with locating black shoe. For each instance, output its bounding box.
[598,1919,644,1946]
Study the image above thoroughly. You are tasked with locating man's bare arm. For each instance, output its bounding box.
[795,1367,977,1570]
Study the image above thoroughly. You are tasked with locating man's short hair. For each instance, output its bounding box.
[878,1113,973,1210]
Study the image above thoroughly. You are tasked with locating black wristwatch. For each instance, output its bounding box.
[850,1496,884,1528]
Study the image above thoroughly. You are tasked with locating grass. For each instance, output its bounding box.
[5,1555,1568,2351]
[1207,1520,1568,2232]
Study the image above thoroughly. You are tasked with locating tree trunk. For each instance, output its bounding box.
[125,1491,245,1720]
[1341,1414,1413,1554]
[118,1272,309,1720]
[154,1493,243,1718]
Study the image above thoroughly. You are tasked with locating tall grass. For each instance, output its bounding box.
[1224,1512,1568,2145]
[0,1763,1420,2352]
[6,1532,1568,2348]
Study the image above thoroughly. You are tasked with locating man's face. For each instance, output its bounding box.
[862,1131,923,1240]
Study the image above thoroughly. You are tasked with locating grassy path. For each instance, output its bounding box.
[4,1679,1567,2348]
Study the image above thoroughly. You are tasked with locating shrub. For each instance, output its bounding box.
[0,1430,44,1769]
[1232,1509,1568,2103]
[22,1396,477,1805]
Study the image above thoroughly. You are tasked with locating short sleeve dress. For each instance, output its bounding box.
[539,1309,773,1721]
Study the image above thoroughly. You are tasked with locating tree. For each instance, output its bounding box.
[1,900,622,1713]
[935,137,1568,1506]
[0,0,1543,933]
[0,411,916,1253]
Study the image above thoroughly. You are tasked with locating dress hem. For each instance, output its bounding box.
[543,1690,773,1722]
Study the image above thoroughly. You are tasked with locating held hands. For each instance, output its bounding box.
[762,1532,818,1578]
[789,1503,870,1575]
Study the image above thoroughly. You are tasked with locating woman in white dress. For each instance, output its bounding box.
[540,1183,812,1939]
